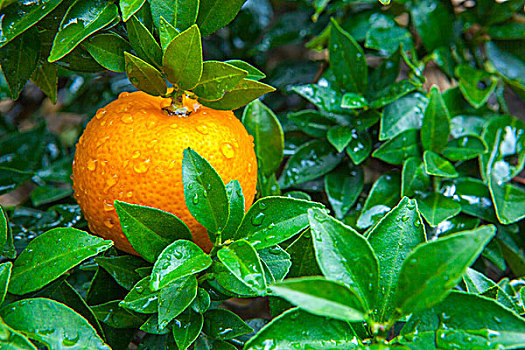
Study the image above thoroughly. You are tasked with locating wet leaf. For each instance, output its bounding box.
[401,157,430,197]
[292,84,346,114]
[196,0,247,36]
[95,255,148,290]
[417,193,462,227]
[203,309,252,340]
[199,79,275,110]
[410,0,453,51]
[120,277,159,314]
[172,309,203,350]
[126,15,163,68]
[9,228,113,295]
[0,317,36,350]
[120,0,147,22]
[423,151,458,178]
[373,129,421,165]
[226,60,266,81]
[324,163,363,219]
[489,174,525,225]
[442,135,488,161]
[159,17,179,50]
[92,301,145,329]
[455,64,498,109]
[379,92,427,141]
[345,130,372,165]
[258,245,291,283]
[158,276,198,328]
[421,86,451,153]
[341,93,368,110]
[124,52,167,96]
[0,262,12,305]
[222,180,245,242]
[367,80,421,109]
[31,61,57,104]
[192,61,247,101]
[84,33,131,73]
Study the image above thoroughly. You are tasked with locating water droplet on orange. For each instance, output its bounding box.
[96,136,109,148]
[134,159,151,173]
[132,151,141,159]
[126,191,133,198]
[119,92,130,99]
[103,217,115,228]
[121,114,133,124]
[87,159,96,171]
[103,200,114,211]
[95,109,106,119]
[105,174,118,192]
[221,143,235,159]
[168,160,176,169]
[196,125,209,135]
[169,124,178,129]
[148,121,157,129]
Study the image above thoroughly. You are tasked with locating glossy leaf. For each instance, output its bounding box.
[0,28,40,100]
[373,129,421,165]
[417,193,462,227]
[48,0,119,62]
[126,15,163,68]
[367,197,426,323]
[369,49,401,92]
[0,298,110,349]
[0,317,36,350]
[120,277,159,313]
[212,260,257,297]
[203,309,252,340]
[324,163,363,219]
[95,255,148,290]
[242,99,284,175]
[0,0,64,47]
[364,14,414,55]
[158,276,198,328]
[292,84,346,114]
[279,140,343,189]
[244,308,358,350]
[286,231,322,279]
[191,288,211,314]
[329,18,367,93]
[235,196,324,249]
[258,245,291,283]
[225,60,266,80]
[327,126,353,153]
[400,291,525,350]
[450,115,487,138]
[379,92,428,141]
[193,61,247,101]
[341,93,368,109]
[92,301,145,329]
[163,24,203,89]
[124,52,167,96]
[196,0,247,36]
[489,174,525,225]
[367,80,421,109]
[182,148,229,237]
[9,228,113,295]
[222,180,245,242]
[31,61,58,103]
[172,309,203,350]
[421,86,451,153]
[357,171,401,229]
[423,151,458,178]
[271,277,366,322]
[0,261,12,306]
[456,64,498,109]
[410,0,453,51]
[401,157,430,197]
[159,17,180,50]
[120,0,147,21]
[84,33,131,73]
[442,135,488,161]
[309,208,379,308]
[486,41,525,86]
[0,205,7,252]
[199,79,275,110]
[217,240,266,295]
[115,201,192,263]
[395,226,495,317]
[150,240,211,291]
[173,0,199,31]
[345,129,372,165]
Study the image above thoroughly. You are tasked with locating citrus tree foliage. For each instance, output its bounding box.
[1,0,525,349]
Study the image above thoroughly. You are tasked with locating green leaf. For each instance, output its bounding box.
[442,135,488,161]
[115,201,192,263]
[95,255,148,290]
[309,209,379,309]
[174,0,199,31]
[0,262,12,305]
[286,231,322,279]
[211,260,256,297]
[244,308,358,350]
[345,130,372,165]
[234,196,324,249]
[421,86,451,153]
[400,291,525,350]
[203,309,253,340]
[341,93,368,110]
[191,288,211,314]
[417,193,462,227]
[163,24,202,89]
[84,33,131,73]
[217,240,267,295]
[124,52,167,96]
[0,0,64,47]
[172,309,203,350]
[393,226,495,317]
[369,49,401,92]
[455,64,498,109]
[222,180,245,242]
[329,18,367,93]
[0,28,40,100]
[423,151,458,178]
[92,301,146,329]
[9,228,113,295]
[367,197,426,323]
[357,171,401,229]
[367,80,421,109]
[401,157,430,197]
[373,129,421,165]
[126,15,163,68]
[450,115,487,138]
[489,174,525,225]
[120,0,147,22]
[159,17,180,50]
[279,140,343,189]
[225,60,266,80]
[150,240,211,291]
[48,0,119,62]
[199,79,275,110]
[120,277,159,313]
[271,277,366,322]
[327,126,354,153]
[0,298,110,349]
[292,84,346,114]
[258,246,291,283]
[192,61,247,101]
[324,163,363,219]
[242,99,284,175]
[31,61,58,104]
[0,206,7,251]
[380,92,428,141]
[410,0,453,51]
[486,41,525,86]
[0,317,37,350]
[182,148,229,238]
[365,14,414,55]
[158,276,198,328]
[196,0,247,36]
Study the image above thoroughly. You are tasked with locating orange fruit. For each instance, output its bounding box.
[72,91,257,254]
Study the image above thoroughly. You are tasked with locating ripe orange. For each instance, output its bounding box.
[72,91,257,254]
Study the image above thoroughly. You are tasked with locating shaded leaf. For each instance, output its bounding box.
[163,24,202,89]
